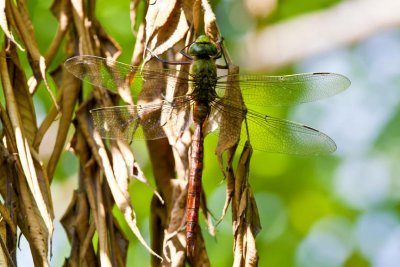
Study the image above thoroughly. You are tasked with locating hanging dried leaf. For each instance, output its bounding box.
[231,143,260,267]
[130,0,141,35]
[3,51,38,146]
[60,191,97,267]
[145,0,178,44]
[214,64,243,157]
[47,0,71,64]
[0,0,23,50]
[46,67,81,179]
[0,204,16,236]
[0,53,53,266]
[201,0,218,41]
[144,0,189,64]
[0,214,9,266]
[161,180,187,263]
[7,0,58,106]
[97,132,163,260]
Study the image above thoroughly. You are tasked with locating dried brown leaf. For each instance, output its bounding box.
[131,22,146,66]
[231,143,259,267]
[94,169,113,266]
[109,217,129,267]
[192,0,202,34]
[215,64,242,225]
[16,171,50,267]
[215,64,243,157]
[244,222,258,266]
[0,204,16,236]
[68,121,99,266]
[0,0,23,50]
[70,0,96,56]
[4,52,38,146]
[130,0,141,35]
[46,69,81,179]
[115,140,164,202]
[33,97,60,150]
[8,1,57,104]
[0,55,53,262]
[232,226,244,267]
[79,223,97,266]
[145,0,178,43]
[0,216,9,266]
[163,179,187,247]
[93,130,162,261]
[144,1,189,64]
[46,0,71,64]
[201,0,218,40]
[95,22,121,58]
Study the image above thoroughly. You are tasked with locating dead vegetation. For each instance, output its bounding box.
[0,0,260,266]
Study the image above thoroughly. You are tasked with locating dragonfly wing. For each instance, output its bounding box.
[65,55,137,91]
[160,97,193,141]
[216,72,350,107]
[90,98,193,141]
[207,100,336,155]
[64,55,191,98]
[244,111,336,154]
[204,101,246,153]
[91,104,164,141]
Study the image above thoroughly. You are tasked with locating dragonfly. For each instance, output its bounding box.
[64,35,350,257]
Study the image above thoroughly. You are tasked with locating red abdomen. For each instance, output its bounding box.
[186,123,204,257]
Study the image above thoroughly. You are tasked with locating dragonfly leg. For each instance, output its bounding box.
[213,36,232,69]
[145,47,192,65]
[178,43,194,60]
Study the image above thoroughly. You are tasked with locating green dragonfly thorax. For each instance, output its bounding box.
[189,35,219,123]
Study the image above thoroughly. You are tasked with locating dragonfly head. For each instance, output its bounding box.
[189,35,219,59]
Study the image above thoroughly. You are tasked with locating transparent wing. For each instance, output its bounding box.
[208,102,336,155]
[90,99,192,141]
[64,55,192,98]
[216,72,350,107]
[244,111,336,154]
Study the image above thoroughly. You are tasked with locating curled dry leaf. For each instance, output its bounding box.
[46,0,71,64]
[144,0,189,64]
[72,107,128,266]
[0,204,16,236]
[130,0,141,36]
[0,213,13,267]
[46,66,81,180]
[145,0,178,45]
[109,217,129,267]
[0,53,53,266]
[117,140,164,203]
[160,180,187,264]
[93,168,113,266]
[192,0,201,34]
[75,100,162,261]
[0,0,23,50]
[94,21,121,59]
[3,51,38,146]
[215,64,242,225]
[94,129,163,260]
[7,0,57,104]
[16,170,50,267]
[232,143,260,267]
[60,191,97,266]
[131,23,146,67]
[214,64,243,157]
[201,0,219,41]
